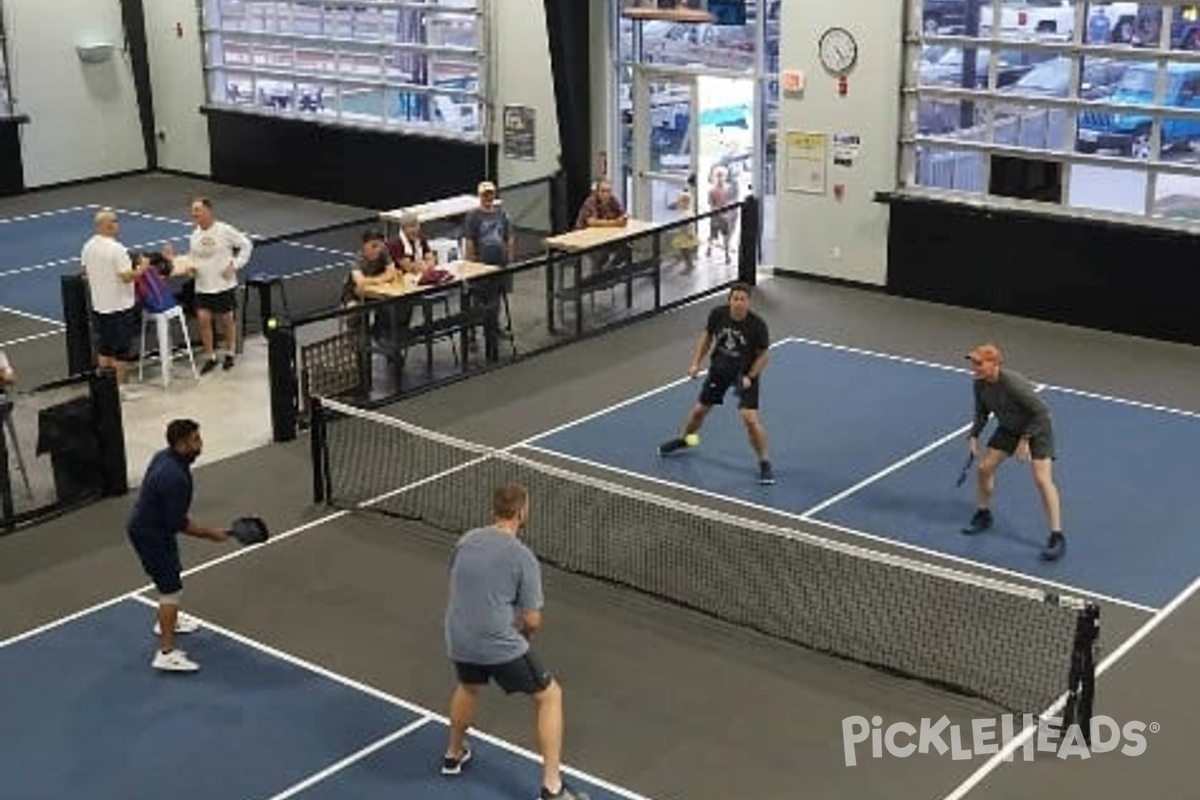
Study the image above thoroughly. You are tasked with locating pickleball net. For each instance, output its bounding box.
[309,396,1099,721]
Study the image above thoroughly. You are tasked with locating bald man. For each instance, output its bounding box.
[81,208,148,396]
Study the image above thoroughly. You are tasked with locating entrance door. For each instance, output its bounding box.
[631,68,697,223]
[631,67,755,226]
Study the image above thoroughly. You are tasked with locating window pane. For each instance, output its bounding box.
[643,21,756,72]
[1153,172,1200,220]
[914,146,986,192]
[986,0,1076,43]
[1067,163,1147,213]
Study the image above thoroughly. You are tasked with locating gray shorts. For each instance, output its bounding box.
[989,426,1054,460]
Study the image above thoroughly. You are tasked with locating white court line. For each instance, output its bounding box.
[263,718,435,800]
[0,305,63,327]
[126,596,658,800]
[516,443,1159,615]
[106,206,193,229]
[526,337,797,445]
[792,334,1200,419]
[940,572,1200,800]
[0,330,65,349]
[800,422,976,518]
[0,235,191,280]
[0,205,94,225]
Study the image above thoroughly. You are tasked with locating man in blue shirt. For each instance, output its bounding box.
[127,419,230,672]
[440,484,588,800]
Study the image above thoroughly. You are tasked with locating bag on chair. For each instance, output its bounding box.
[135,269,177,313]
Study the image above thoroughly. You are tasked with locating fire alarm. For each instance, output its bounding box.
[838,76,848,97]
[176,22,184,38]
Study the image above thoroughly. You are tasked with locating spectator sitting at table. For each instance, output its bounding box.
[342,229,408,341]
[574,178,628,229]
[388,212,437,276]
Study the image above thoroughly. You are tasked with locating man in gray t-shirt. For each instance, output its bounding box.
[441,484,588,800]
[961,343,1065,561]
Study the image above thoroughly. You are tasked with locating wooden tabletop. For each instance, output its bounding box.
[360,261,497,299]
[544,218,656,253]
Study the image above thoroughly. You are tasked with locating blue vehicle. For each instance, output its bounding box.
[1076,63,1200,158]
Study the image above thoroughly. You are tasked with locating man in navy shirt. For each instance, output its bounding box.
[658,283,774,484]
[127,419,230,672]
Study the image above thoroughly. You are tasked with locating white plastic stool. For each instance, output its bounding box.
[428,237,460,265]
[139,306,200,388]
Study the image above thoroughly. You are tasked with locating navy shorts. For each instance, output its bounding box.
[196,288,236,314]
[454,650,553,695]
[989,426,1055,460]
[93,308,138,359]
[699,366,759,410]
[128,529,183,594]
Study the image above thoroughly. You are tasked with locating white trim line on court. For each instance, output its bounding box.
[0,305,63,327]
[0,594,132,649]
[800,422,974,518]
[1041,382,1200,420]
[0,234,191,280]
[0,205,94,225]
[125,596,660,800]
[526,337,797,444]
[105,206,193,229]
[516,443,1159,616]
[262,718,435,800]
[0,329,64,348]
[939,572,1200,800]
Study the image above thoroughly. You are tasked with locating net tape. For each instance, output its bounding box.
[316,396,1097,716]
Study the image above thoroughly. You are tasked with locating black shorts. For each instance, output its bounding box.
[128,529,183,594]
[93,308,138,359]
[454,650,553,695]
[989,427,1055,460]
[699,366,759,410]
[196,288,237,314]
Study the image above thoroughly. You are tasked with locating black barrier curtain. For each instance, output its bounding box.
[543,0,592,226]
[119,0,157,169]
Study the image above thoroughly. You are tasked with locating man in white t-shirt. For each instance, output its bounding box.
[81,208,148,391]
[163,197,253,373]
[0,349,13,388]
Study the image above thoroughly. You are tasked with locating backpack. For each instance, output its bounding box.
[135,269,177,313]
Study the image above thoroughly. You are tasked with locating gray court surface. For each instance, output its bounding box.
[0,176,1197,800]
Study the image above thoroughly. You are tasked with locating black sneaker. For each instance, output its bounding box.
[441,743,472,775]
[222,354,235,370]
[759,461,775,485]
[540,783,589,800]
[961,508,993,535]
[1041,533,1066,561]
[657,437,687,456]
[200,358,218,375]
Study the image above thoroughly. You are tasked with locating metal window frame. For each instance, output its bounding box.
[200,0,489,141]
[899,0,1200,230]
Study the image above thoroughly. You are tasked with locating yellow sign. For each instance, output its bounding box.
[785,131,828,194]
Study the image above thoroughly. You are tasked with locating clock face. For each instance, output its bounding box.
[819,27,858,76]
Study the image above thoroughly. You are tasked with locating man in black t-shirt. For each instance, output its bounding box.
[658,283,775,484]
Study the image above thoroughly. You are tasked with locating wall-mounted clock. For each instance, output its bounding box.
[818,27,858,76]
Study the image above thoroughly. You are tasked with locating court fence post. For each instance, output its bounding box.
[266,321,298,443]
[309,395,327,504]
[61,275,93,377]
[737,195,760,286]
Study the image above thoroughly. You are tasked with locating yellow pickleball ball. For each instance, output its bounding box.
[684,433,700,447]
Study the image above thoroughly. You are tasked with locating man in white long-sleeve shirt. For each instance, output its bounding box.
[164,197,253,372]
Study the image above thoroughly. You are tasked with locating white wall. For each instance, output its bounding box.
[7,0,146,186]
[490,0,560,185]
[143,0,210,175]
[774,1,903,285]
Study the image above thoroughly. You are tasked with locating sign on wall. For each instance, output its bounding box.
[785,131,828,194]
[502,104,536,161]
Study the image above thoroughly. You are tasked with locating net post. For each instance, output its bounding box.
[266,321,298,443]
[309,395,327,504]
[1062,601,1100,745]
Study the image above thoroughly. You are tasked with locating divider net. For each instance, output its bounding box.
[311,396,1099,720]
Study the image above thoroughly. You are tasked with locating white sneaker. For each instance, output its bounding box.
[153,613,201,635]
[152,649,199,672]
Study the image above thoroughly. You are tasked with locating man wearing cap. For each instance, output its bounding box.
[464,181,514,268]
[963,344,1065,561]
